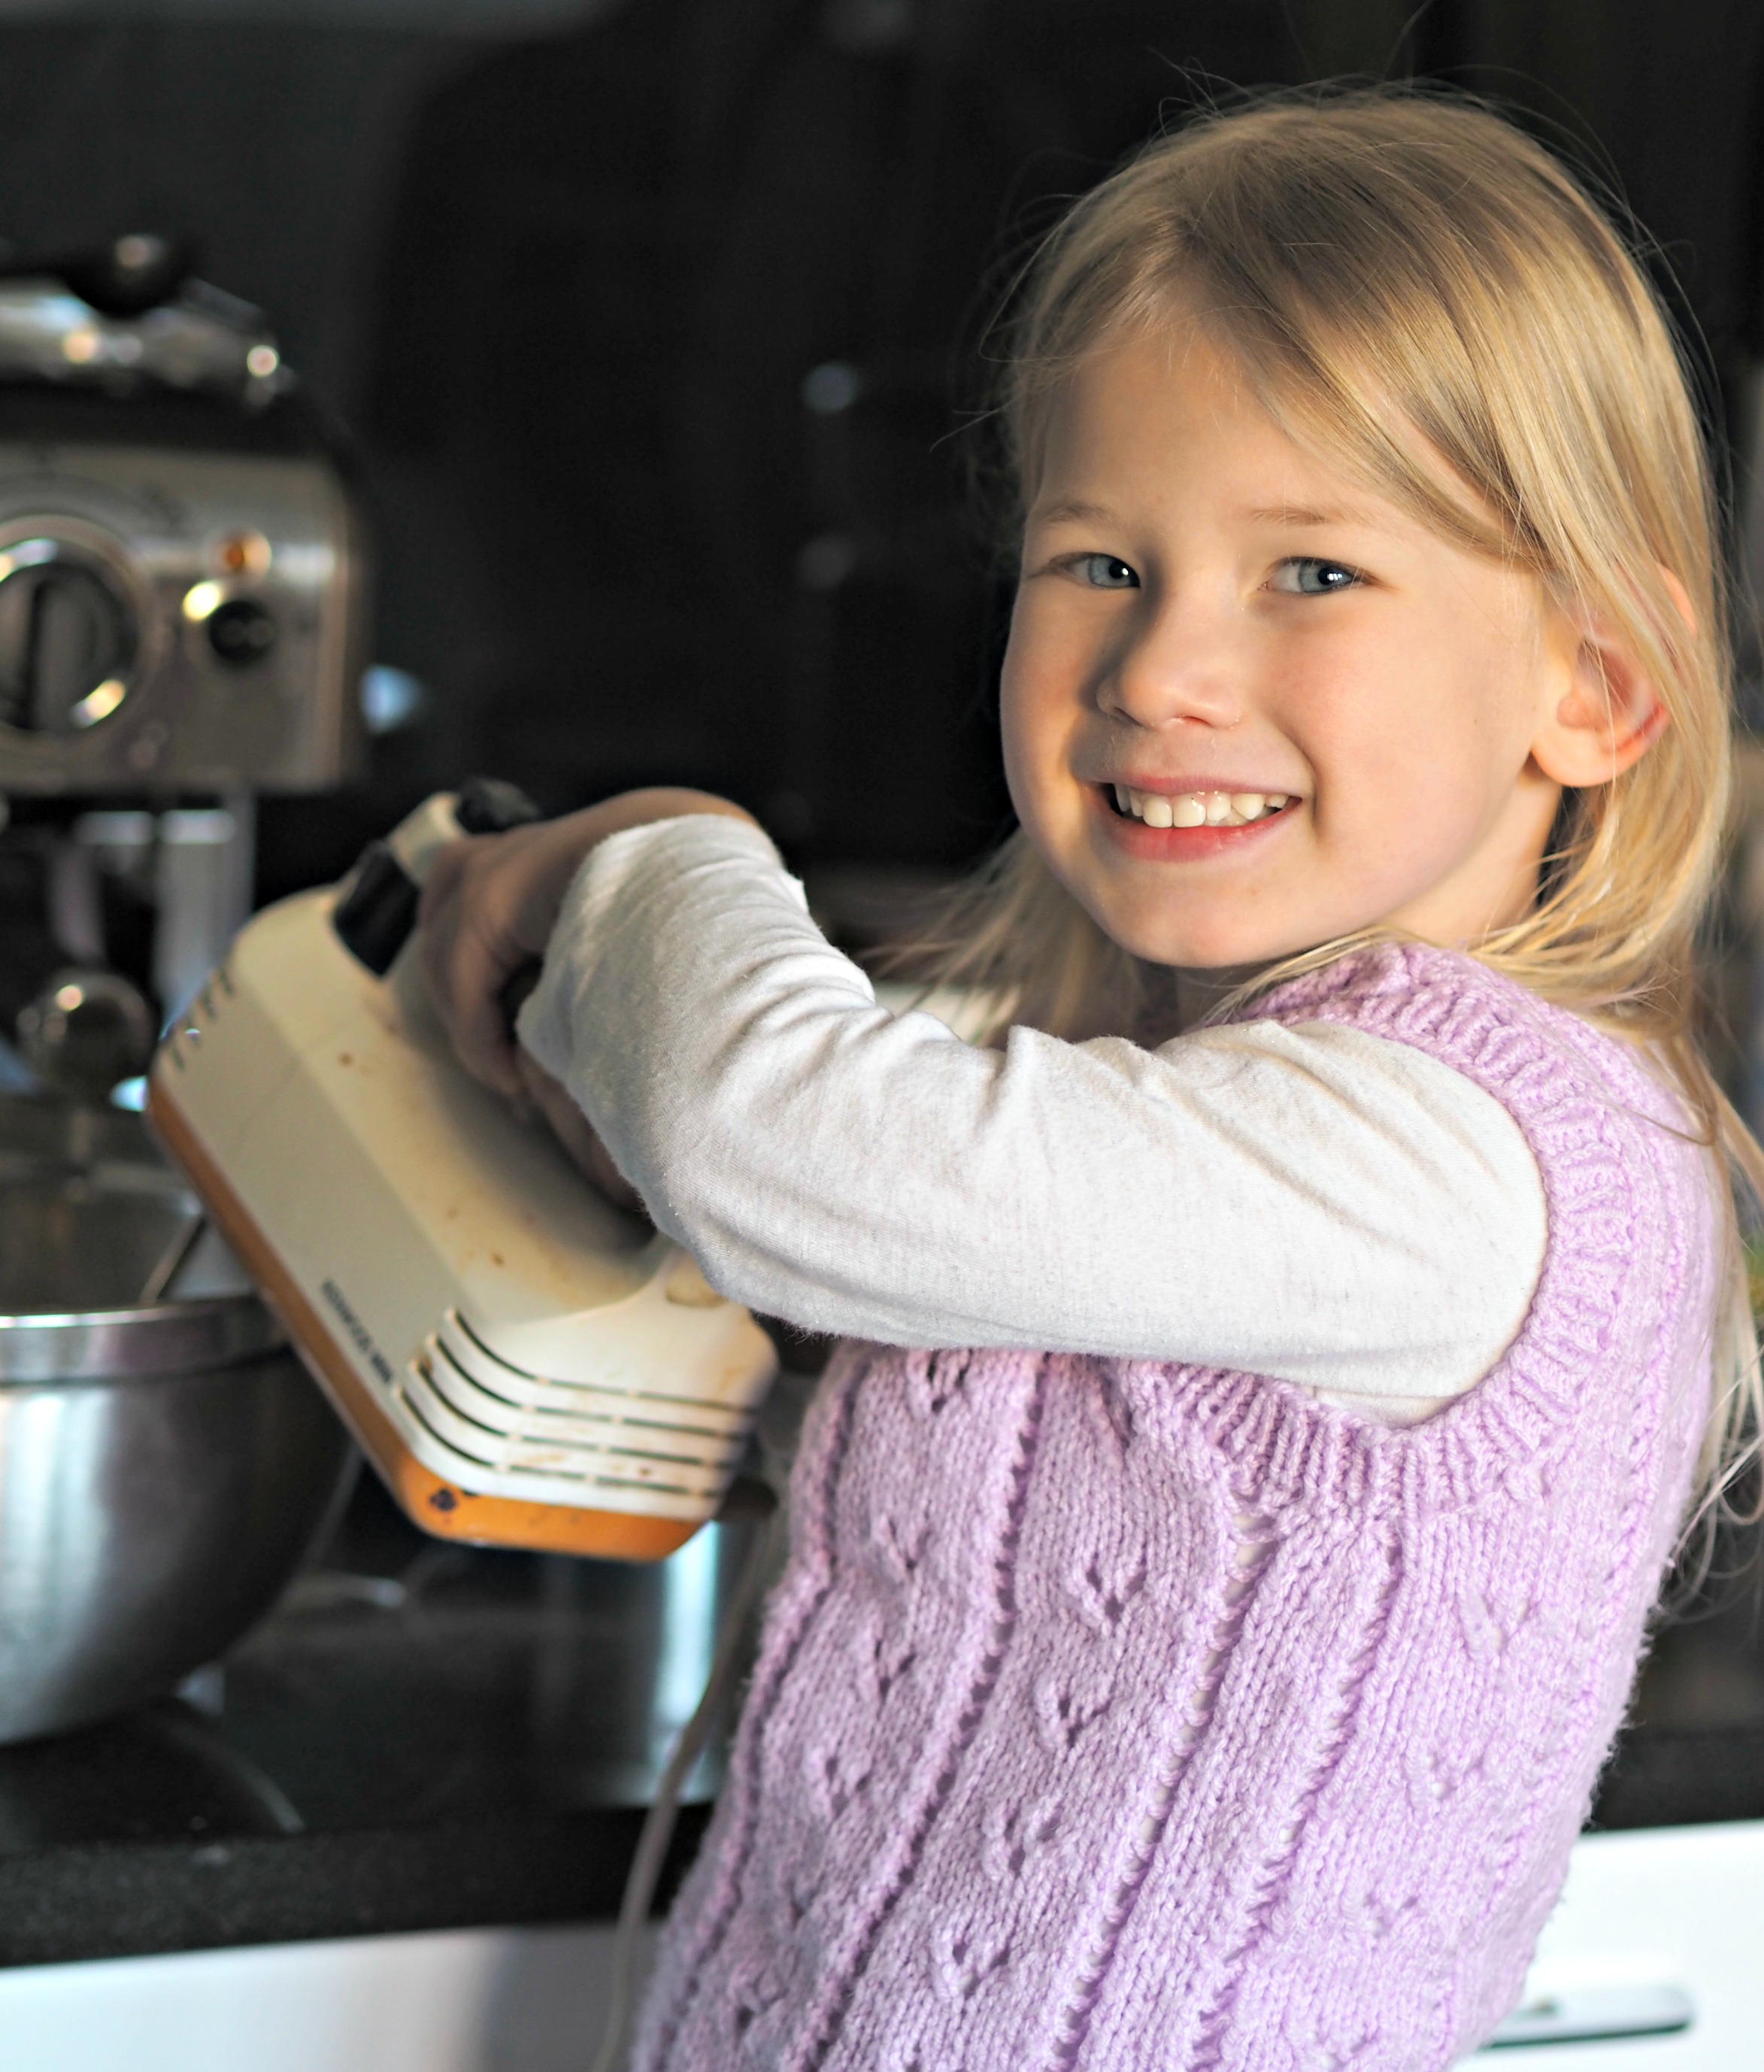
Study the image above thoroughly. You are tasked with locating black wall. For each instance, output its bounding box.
[0,0,1758,897]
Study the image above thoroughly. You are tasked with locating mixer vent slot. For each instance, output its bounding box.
[390,1311,747,1506]
[449,1304,753,1419]
[440,1310,748,1440]
[426,1336,712,1469]
[398,1365,707,1500]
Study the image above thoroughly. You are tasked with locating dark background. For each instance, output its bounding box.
[2,0,1762,905]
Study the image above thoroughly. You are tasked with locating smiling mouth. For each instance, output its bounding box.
[1108,784,1294,830]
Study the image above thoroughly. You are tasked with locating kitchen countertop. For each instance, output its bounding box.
[2,1467,1762,1971]
[0,1470,739,1967]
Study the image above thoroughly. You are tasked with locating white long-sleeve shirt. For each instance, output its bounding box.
[519,817,1547,1424]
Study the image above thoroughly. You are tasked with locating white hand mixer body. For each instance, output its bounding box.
[147,789,778,1559]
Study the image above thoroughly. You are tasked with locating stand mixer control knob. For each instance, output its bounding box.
[205,596,277,668]
[0,539,137,736]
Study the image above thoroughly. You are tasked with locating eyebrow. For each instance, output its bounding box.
[1031,497,1117,527]
[1244,501,1380,529]
[1031,496,1387,531]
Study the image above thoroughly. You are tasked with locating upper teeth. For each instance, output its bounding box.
[1113,786,1291,828]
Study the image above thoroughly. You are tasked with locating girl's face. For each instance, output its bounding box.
[1001,322,1577,971]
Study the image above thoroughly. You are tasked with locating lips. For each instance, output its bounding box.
[1091,781,1298,857]
[1111,784,1292,829]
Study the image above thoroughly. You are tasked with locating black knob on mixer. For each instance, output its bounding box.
[58,232,195,319]
[205,596,277,668]
[332,842,419,978]
[333,782,544,978]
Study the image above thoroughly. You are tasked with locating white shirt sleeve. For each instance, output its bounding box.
[519,816,1547,1421]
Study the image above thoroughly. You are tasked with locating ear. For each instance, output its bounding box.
[1529,572,1687,789]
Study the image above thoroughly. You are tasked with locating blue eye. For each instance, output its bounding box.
[1272,557,1360,596]
[1075,554,1138,590]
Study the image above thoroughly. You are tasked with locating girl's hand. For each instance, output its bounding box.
[419,786,758,1106]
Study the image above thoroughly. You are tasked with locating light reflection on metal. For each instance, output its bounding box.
[0,540,61,583]
[69,679,126,729]
[0,284,286,403]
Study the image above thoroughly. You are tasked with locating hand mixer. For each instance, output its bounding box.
[147,784,779,1560]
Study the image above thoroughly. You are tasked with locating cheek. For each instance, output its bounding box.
[1299,634,1498,802]
[998,615,1072,824]
[996,651,1035,819]
[1298,635,1535,894]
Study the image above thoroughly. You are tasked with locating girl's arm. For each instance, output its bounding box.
[510,815,1546,1420]
[419,786,759,1103]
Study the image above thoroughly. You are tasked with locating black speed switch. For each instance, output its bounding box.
[207,596,277,667]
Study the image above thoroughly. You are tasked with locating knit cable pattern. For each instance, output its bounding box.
[632,945,1717,2072]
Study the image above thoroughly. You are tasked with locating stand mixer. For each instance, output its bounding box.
[0,232,365,1042]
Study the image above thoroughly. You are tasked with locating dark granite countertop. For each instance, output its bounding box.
[0,1470,747,1967]
[2,1470,1762,1970]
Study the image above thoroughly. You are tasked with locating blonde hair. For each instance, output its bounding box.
[924,86,1761,1528]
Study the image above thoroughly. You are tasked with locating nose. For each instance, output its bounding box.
[1096,584,1246,732]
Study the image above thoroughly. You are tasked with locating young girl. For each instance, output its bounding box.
[420,90,1756,2070]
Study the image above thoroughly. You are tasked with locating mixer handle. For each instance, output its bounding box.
[332,778,541,978]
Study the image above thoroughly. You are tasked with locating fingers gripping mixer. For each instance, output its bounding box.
[147,788,778,1559]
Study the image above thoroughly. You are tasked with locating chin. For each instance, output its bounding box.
[1101,906,1326,972]
[1062,857,1329,970]
[1103,922,1262,971]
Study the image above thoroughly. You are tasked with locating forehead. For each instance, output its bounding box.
[1029,321,1359,509]
[1025,314,1513,572]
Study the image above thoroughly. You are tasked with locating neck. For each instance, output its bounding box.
[1171,965,1255,1030]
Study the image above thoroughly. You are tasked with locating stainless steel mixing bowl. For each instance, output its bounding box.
[0,1093,352,1742]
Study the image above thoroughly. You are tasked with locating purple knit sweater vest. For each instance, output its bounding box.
[634,945,1718,2072]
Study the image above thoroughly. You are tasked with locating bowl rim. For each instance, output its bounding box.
[0,1089,284,1379]
[0,1293,285,1382]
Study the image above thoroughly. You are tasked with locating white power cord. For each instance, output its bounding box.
[590,1505,783,2072]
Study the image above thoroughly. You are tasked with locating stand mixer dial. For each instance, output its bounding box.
[0,533,138,738]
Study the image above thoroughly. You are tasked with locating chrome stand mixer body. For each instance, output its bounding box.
[0,250,365,1739]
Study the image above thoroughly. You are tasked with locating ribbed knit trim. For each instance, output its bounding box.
[1162,942,1648,1519]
